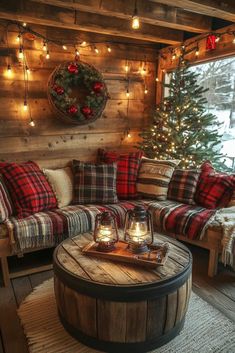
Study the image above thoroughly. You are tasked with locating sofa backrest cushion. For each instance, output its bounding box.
[167,169,200,205]
[98,149,143,199]
[195,161,235,209]
[137,158,180,200]
[43,167,74,208]
[0,161,57,218]
[72,160,118,204]
[0,175,13,222]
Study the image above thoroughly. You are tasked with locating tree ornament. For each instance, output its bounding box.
[206,34,217,50]
[68,105,78,114]
[67,63,78,73]
[48,60,108,125]
[81,106,92,117]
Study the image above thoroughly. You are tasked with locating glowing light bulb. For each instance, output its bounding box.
[172,53,176,60]
[156,77,159,82]
[125,64,129,72]
[7,64,12,75]
[29,119,35,127]
[195,48,199,56]
[46,50,50,59]
[132,15,140,30]
[23,101,28,111]
[141,67,147,76]
[144,87,148,94]
[81,41,87,46]
[94,46,99,54]
[62,45,67,50]
[107,46,111,52]
[233,37,235,44]
[26,66,30,74]
[75,48,80,56]
[23,22,27,27]
[16,34,21,43]
[127,132,131,138]
[126,89,130,98]
[43,42,47,51]
[18,47,23,59]
[215,36,220,42]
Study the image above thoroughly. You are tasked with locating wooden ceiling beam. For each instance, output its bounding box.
[0,0,183,44]
[29,0,211,33]
[150,0,235,22]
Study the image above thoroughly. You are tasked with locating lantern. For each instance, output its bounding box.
[206,34,217,50]
[124,206,154,253]
[94,212,119,252]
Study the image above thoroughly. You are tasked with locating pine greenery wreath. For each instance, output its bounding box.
[48,60,109,125]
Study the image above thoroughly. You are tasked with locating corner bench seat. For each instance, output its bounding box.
[0,200,223,285]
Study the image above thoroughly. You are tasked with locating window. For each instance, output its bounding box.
[189,57,235,170]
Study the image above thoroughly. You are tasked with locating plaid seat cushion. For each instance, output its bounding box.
[98,149,143,199]
[167,169,200,205]
[195,162,235,209]
[137,158,179,200]
[72,160,118,204]
[0,175,13,222]
[6,200,148,251]
[148,200,216,240]
[0,161,57,218]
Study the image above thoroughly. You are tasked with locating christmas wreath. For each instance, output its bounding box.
[48,60,108,125]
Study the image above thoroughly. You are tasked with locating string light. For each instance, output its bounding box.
[46,49,50,59]
[156,77,159,82]
[94,46,99,54]
[18,47,23,59]
[81,41,87,46]
[144,87,148,94]
[75,48,80,56]
[215,36,220,42]
[62,45,67,50]
[7,64,12,74]
[23,100,28,111]
[195,46,199,57]
[107,45,111,53]
[131,0,140,29]
[43,41,47,51]
[16,34,21,43]
[125,61,129,72]
[126,89,130,98]
[29,118,35,127]
[22,22,27,27]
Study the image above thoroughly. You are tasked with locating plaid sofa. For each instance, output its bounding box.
[3,200,216,253]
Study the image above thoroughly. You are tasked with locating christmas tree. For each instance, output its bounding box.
[138,60,227,170]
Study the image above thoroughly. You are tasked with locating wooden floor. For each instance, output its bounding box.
[0,244,234,353]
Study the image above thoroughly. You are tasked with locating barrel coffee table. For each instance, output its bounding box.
[53,232,192,353]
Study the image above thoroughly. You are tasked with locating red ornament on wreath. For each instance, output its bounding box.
[53,85,64,95]
[206,34,217,50]
[68,105,78,114]
[81,106,93,118]
[93,82,104,93]
[68,63,78,74]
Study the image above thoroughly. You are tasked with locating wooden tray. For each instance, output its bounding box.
[82,241,169,268]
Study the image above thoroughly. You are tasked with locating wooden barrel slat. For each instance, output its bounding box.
[97,300,126,342]
[53,232,192,352]
[147,295,167,339]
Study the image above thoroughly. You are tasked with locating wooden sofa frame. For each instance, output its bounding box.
[0,222,223,287]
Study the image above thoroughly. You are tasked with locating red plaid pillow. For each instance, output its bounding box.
[0,175,13,222]
[195,161,235,209]
[0,162,57,218]
[98,149,143,199]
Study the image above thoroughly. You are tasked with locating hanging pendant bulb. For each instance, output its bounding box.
[62,45,67,50]
[81,41,87,46]
[131,0,140,29]
[107,45,111,53]
[26,66,30,74]
[94,46,99,54]
[18,47,23,59]
[144,87,148,94]
[75,48,80,56]
[126,89,130,98]
[16,34,21,43]
[43,41,47,51]
[195,46,199,57]
[23,100,28,111]
[29,118,35,127]
[46,50,50,59]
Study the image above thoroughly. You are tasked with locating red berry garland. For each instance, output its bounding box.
[48,60,109,125]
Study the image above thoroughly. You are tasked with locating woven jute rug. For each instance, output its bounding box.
[18,279,235,353]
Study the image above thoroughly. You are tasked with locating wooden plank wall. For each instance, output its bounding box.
[156,23,235,104]
[0,22,157,168]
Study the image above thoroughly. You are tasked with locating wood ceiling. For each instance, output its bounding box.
[0,0,234,46]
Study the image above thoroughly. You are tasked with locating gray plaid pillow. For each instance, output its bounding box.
[72,160,118,204]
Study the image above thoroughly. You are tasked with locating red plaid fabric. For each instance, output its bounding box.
[195,161,235,209]
[0,162,57,218]
[0,175,13,222]
[167,169,200,205]
[98,149,143,199]
[72,160,118,204]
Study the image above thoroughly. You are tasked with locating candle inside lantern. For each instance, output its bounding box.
[94,212,119,252]
[127,221,148,244]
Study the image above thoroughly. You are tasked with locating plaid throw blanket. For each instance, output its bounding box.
[5,200,215,252]
[148,200,216,240]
